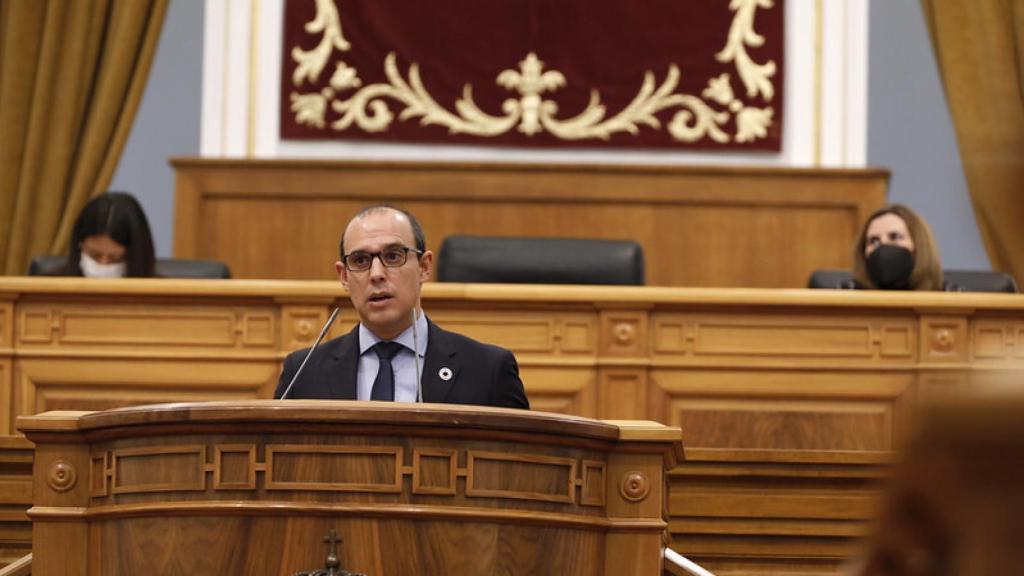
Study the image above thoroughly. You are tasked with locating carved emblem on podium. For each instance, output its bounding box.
[620,471,650,502]
[293,529,366,576]
[47,460,77,492]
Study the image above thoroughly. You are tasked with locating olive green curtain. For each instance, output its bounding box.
[921,0,1024,281]
[0,0,167,275]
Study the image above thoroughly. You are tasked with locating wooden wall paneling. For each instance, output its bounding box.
[670,451,890,576]
[969,314,1024,367]
[0,437,33,568]
[12,294,283,423]
[426,303,602,415]
[651,309,919,368]
[596,307,650,419]
[598,369,649,420]
[171,159,889,287]
[652,368,914,453]
[15,300,279,353]
[914,369,967,407]
[16,358,280,418]
[0,363,10,439]
[517,367,597,417]
[0,299,10,349]
[0,299,12,437]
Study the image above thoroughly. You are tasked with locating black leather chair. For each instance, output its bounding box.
[807,268,1018,293]
[437,235,645,285]
[28,255,232,279]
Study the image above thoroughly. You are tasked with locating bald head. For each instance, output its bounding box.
[339,205,426,259]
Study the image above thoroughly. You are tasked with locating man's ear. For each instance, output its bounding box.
[419,250,434,282]
[336,260,349,289]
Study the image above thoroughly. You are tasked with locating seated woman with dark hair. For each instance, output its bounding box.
[851,204,948,291]
[50,192,157,278]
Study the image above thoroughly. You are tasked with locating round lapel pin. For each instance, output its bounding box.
[438,367,453,381]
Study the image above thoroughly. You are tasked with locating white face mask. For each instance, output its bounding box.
[80,253,126,278]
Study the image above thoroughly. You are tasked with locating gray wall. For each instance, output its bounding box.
[113,0,992,270]
[109,0,203,257]
[867,0,990,270]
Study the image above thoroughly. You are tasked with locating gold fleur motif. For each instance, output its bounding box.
[497,53,566,136]
[736,106,774,142]
[290,91,331,128]
[329,61,362,91]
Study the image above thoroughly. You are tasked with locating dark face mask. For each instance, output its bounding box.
[866,244,915,290]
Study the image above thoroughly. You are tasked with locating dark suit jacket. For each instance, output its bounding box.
[275,320,529,409]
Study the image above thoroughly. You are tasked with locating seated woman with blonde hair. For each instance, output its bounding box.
[851,204,948,291]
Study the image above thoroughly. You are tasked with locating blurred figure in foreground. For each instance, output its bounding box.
[850,392,1024,576]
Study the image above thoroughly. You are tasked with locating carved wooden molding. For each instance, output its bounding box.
[90,452,109,497]
[411,448,457,496]
[619,471,650,503]
[653,313,918,362]
[110,445,207,494]
[17,305,277,349]
[89,441,608,508]
[265,444,404,492]
[466,450,577,504]
[214,444,258,490]
[47,460,77,492]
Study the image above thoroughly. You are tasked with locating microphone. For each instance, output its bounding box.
[412,306,423,403]
[278,307,340,400]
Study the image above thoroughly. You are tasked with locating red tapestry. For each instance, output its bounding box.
[281,0,784,151]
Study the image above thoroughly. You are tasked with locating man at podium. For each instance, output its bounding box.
[276,205,529,409]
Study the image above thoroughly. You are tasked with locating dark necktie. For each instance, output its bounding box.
[371,341,404,401]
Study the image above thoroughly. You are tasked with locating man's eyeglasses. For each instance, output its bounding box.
[342,246,423,272]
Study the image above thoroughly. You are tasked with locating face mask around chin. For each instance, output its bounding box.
[80,253,127,278]
[866,244,915,290]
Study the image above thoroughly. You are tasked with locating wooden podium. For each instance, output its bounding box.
[17,401,683,575]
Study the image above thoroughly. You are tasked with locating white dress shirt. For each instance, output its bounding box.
[356,310,428,402]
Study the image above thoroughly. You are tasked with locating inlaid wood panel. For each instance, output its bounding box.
[111,445,207,494]
[422,308,599,358]
[970,315,1024,363]
[515,367,596,417]
[599,368,649,419]
[87,438,610,511]
[651,312,917,366]
[0,301,11,349]
[16,358,280,419]
[91,516,607,575]
[0,436,33,569]
[670,449,890,576]
[172,158,889,288]
[651,369,915,452]
[214,444,257,490]
[466,451,577,503]
[16,303,277,351]
[266,445,404,492]
[0,362,10,436]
